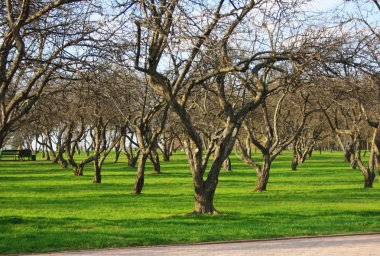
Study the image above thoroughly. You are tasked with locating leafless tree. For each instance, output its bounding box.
[117,0,337,213]
[236,89,320,191]
[0,0,99,148]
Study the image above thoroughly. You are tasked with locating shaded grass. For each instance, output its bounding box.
[1,151,380,254]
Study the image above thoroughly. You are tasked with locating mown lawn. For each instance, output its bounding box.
[0,151,379,254]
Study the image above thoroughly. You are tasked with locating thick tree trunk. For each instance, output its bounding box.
[255,156,271,192]
[133,153,148,194]
[223,157,231,172]
[185,138,228,215]
[93,157,101,183]
[194,187,217,214]
[364,172,375,188]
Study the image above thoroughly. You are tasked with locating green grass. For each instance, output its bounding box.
[1,151,380,254]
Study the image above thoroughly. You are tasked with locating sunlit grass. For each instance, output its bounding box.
[1,151,379,254]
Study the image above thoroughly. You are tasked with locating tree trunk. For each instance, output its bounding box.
[255,156,271,192]
[291,156,298,171]
[350,157,358,169]
[114,147,121,163]
[163,153,170,161]
[356,131,378,188]
[162,150,171,162]
[150,152,160,174]
[73,166,83,176]
[194,187,217,214]
[52,156,59,164]
[133,153,148,194]
[291,146,298,171]
[93,157,101,183]
[223,157,231,172]
[308,147,313,157]
[76,144,81,155]
[58,150,68,168]
[0,131,7,149]
[60,159,68,169]
[357,154,375,188]
[128,154,139,167]
[372,128,380,182]
[363,172,375,188]
[246,137,252,158]
[344,149,351,162]
[161,139,172,161]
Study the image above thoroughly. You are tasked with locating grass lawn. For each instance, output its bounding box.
[1,151,380,254]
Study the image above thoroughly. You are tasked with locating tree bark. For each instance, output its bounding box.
[149,151,160,174]
[52,156,59,164]
[363,171,375,188]
[356,130,378,188]
[60,159,68,169]
[73,166,83,176]
[255,156,271,192]
[344,150,350,162]
[291,142,298,171]
[291,152,298,171]
[134,153,148,194]
[0,130,8,150]
[373,129,380,182]
[194,187,217,214]
[307,147,313,157]
[114,146,121,163]
[128,154,139,167]
[357,154,375,188]
[93,157,101,183]
[223,157,232,172]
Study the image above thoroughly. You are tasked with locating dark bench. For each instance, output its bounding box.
[0,150,32,160]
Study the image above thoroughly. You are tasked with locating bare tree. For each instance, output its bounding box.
[117,0,328,213]
[237,90,319,191]
[0,0,98,148]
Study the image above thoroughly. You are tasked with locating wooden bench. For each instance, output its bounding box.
[0,150,32,160]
